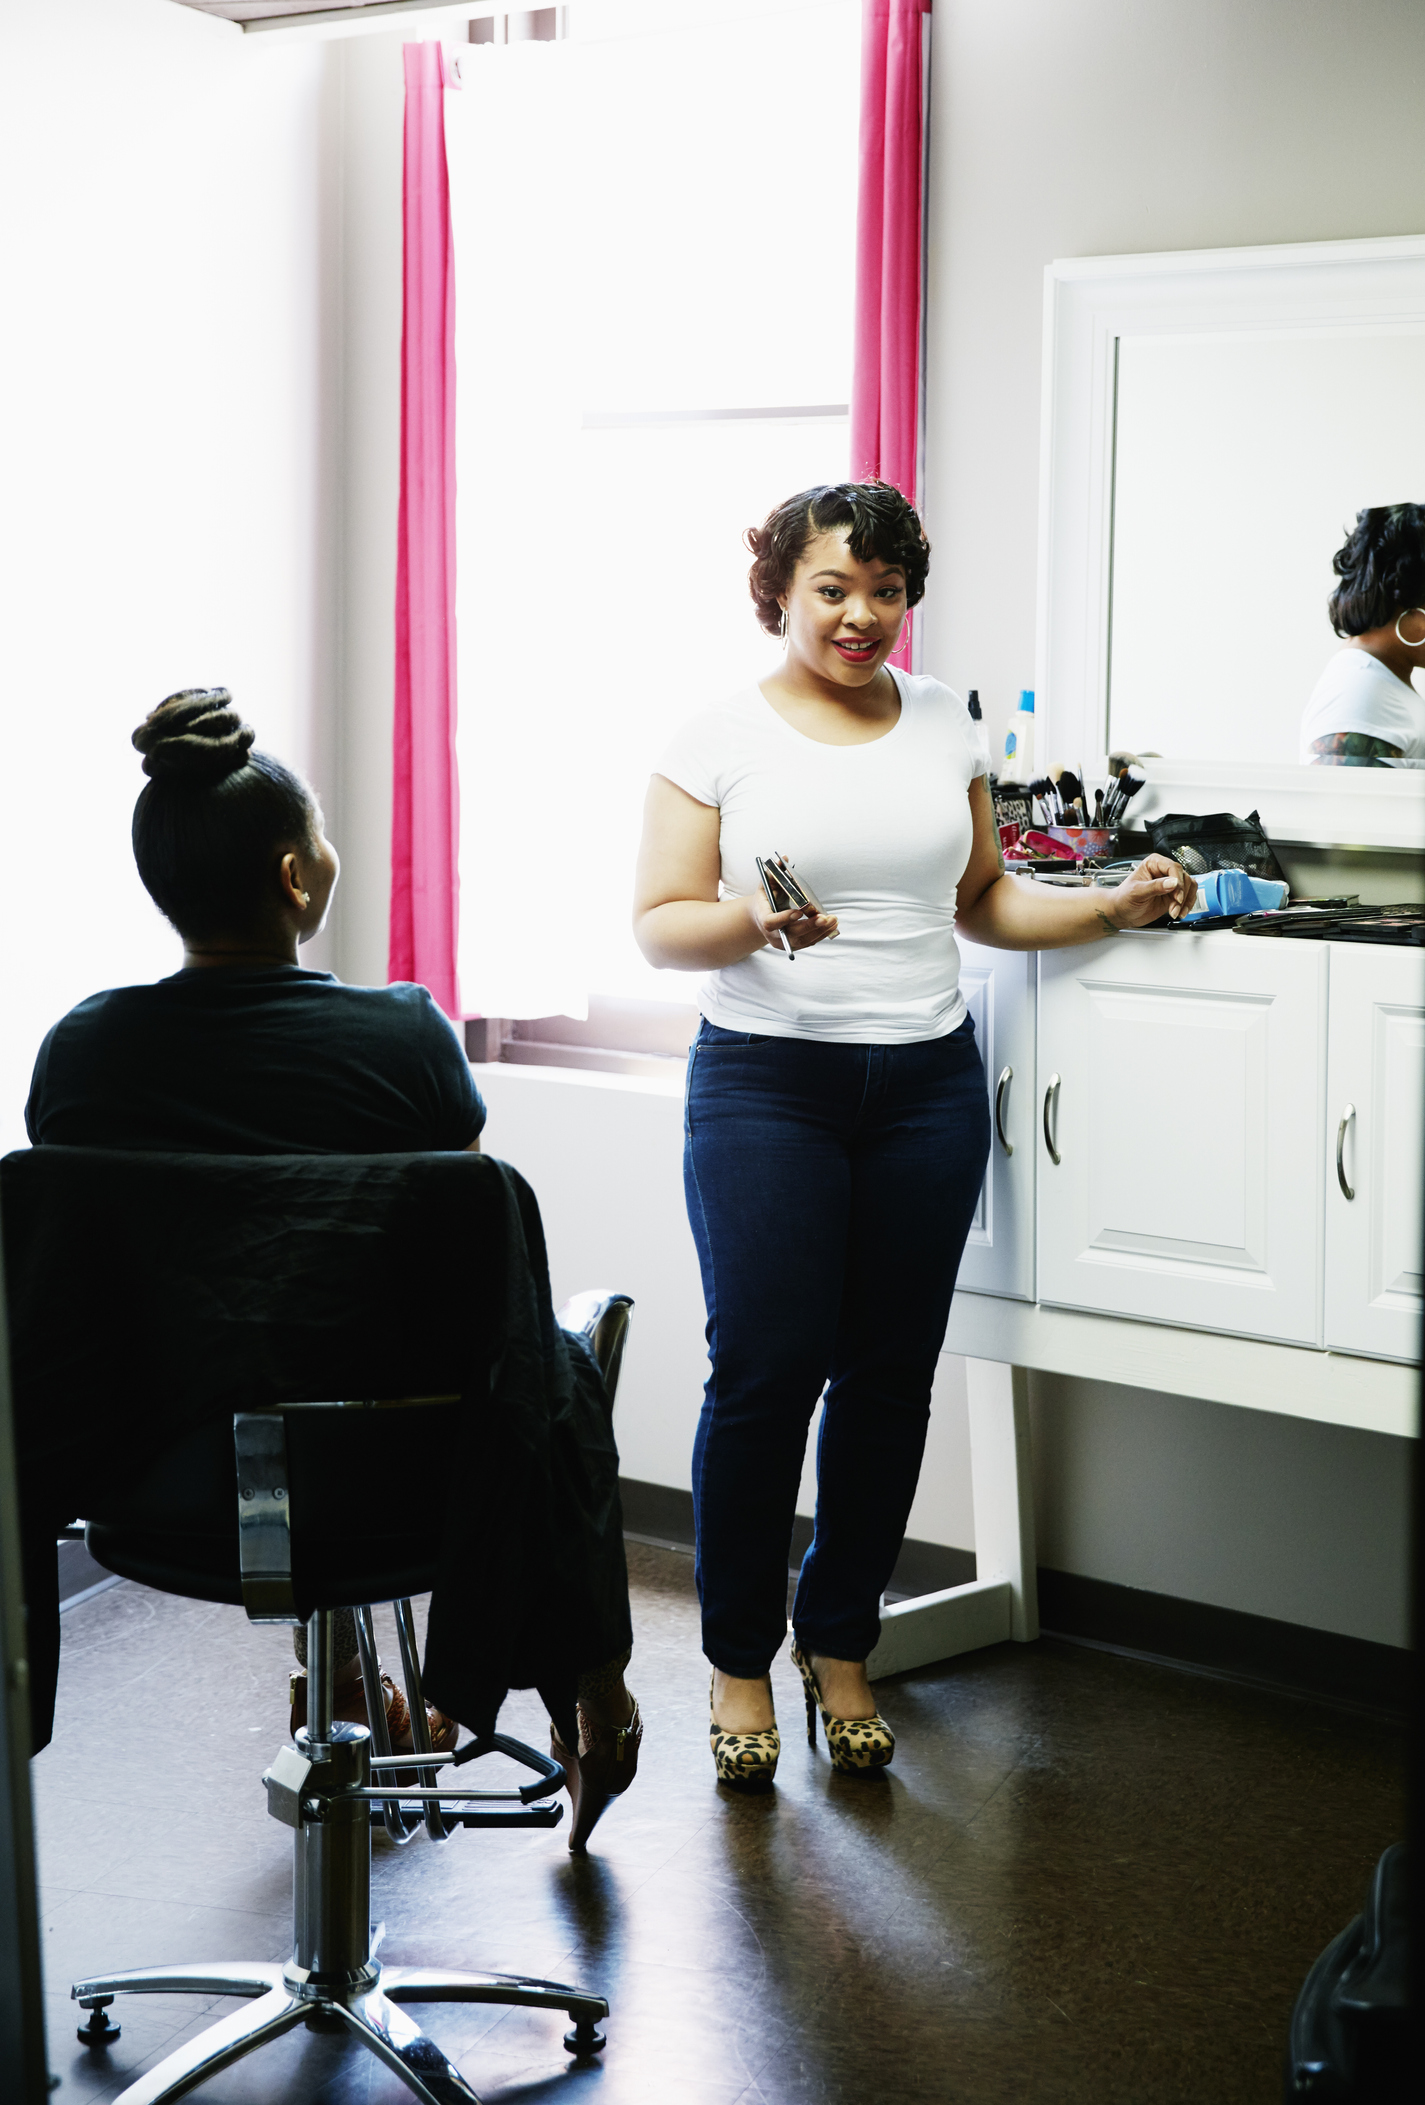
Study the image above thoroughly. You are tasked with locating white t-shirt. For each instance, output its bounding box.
[1298,647,1425,762]
[654,670,989,1043]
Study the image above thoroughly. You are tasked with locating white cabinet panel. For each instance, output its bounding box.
[1037,933,1326,1344]
[1324,943,1425,1364]
[954,938,1036,1301]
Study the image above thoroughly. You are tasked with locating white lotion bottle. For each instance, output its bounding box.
[1002,688,1036,777]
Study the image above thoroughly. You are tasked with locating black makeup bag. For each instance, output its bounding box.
[1144,809,1289,886]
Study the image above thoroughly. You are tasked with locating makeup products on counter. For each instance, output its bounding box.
[1234,902,1424,944]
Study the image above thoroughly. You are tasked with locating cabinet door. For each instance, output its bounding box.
[1036,933,1325,1344]
[1324,943,1425,1365]
[954,938,1035,1301]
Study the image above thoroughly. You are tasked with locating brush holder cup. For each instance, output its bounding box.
[1044,827,1115,860]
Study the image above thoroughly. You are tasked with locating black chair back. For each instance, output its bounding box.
[3,1146,506,1737]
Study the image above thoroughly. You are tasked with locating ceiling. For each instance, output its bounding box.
[173,2,450,21]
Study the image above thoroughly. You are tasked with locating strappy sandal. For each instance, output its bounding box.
[551,1695,643,1854]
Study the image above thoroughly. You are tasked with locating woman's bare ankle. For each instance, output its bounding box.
[808,1653,876,1720]
[712,1669,776,1734]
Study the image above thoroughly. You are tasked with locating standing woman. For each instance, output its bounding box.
[633,482,1195,1790]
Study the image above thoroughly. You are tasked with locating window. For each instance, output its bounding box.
[447,0,860,1060]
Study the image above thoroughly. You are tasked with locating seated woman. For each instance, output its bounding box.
[25,689,639,1850]
[1300,505,1425,765]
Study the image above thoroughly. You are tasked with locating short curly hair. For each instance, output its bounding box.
[745,480,931,637]
[1328,505,1425,636]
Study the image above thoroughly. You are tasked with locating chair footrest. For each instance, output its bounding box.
[369,1801,564,1830]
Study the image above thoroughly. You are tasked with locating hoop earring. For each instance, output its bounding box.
[1395,608,1425,649]
[779,607,789,647]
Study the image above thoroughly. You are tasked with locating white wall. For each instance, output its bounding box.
[1030,1378,1413,1648]
[914,0,1424,1646]
[332,30,405,992]
[0,0,342,1152]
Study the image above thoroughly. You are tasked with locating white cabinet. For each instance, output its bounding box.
[1324,942,1425,1365]
[1036,932,1326,1345]
[955,937,1036,1301]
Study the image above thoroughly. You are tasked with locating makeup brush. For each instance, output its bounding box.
[1105,763,1146,828]
[1117,763,1146,814]
[1026,777,1055,827]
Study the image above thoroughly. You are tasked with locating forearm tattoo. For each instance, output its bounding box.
[1309,732,1403,767]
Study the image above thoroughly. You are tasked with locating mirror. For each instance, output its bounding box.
[1108,329,1425,765]
[1039,236,1425,848]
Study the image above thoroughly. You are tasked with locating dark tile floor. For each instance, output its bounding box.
[34,1543,1405,2105]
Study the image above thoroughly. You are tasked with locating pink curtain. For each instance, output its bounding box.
[851,0,931,670]
[390,43,461,1016]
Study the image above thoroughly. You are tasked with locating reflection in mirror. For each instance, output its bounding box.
[1300,507,1425,766]
[1107,330,1425,765]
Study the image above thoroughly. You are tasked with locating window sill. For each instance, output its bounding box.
[470,1055,684,1100]
[466,998,698,1078]
[500,1040,686,1082]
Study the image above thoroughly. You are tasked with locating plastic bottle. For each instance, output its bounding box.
[1003,689,1035,775]
[1181,869,1289,920]
[966,689,991,778]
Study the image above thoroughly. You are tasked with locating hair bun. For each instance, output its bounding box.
[132,690,255,786]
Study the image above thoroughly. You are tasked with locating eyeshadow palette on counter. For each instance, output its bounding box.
[1234,904,1425,947]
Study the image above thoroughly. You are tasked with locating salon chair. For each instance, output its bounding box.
[47,1215,633,2105]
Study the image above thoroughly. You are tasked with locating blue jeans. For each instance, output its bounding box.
[683,1016,991,1676]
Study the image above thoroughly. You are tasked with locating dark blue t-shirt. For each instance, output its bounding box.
[25,968,486,1156]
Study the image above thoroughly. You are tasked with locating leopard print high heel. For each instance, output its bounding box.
[790,1642,895,1774]
[709,1674,780,1792]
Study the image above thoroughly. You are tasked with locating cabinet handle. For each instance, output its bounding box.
[1043,1073,1061,1166]
[1336,1104,1356,1202]
[994,1066,1014,1156]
